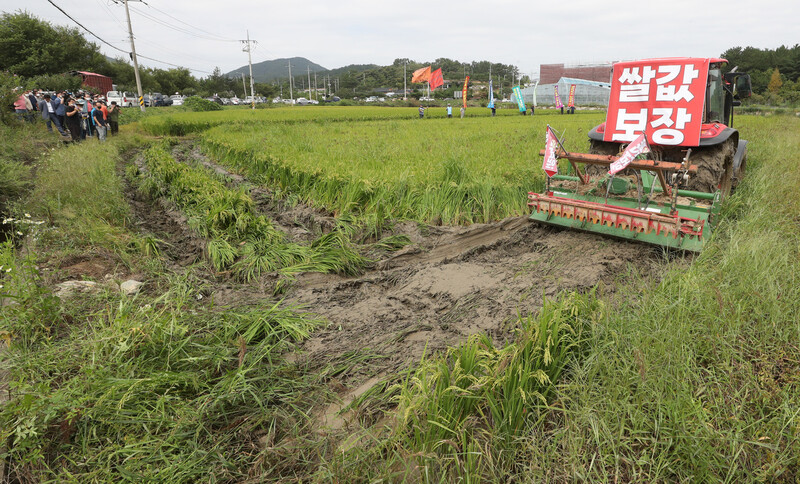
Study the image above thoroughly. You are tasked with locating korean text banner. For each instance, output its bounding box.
[487,79,494,109]
[609,132,650,175]
[411,66,431,83]
[542,127,559,178]
[462,76,470,109]
[568,84,576,107]
[554,85,564,108]
[604,58,710,146]
[513,86,525,112]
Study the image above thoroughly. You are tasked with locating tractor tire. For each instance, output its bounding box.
[586,139,621,176]
[685,138,736,198]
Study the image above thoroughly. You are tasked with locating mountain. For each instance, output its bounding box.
[226,57,327,83]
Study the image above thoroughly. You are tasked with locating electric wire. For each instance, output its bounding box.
[46,0,215,75]
[127,3,241,43]
[46,0,127,54]
[138,1,240,42]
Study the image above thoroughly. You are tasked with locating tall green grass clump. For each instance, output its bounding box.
[134,143,367,279]
[0,255,330,481]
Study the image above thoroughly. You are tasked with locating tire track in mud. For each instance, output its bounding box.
[127,143,671,414]
[292,220,663,377]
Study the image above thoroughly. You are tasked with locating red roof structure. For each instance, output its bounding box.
[69,71,113,94]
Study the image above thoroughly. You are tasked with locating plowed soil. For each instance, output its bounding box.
[123,144,668,413]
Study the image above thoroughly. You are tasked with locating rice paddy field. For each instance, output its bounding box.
[149,107,602,226]
[1,106,799,482]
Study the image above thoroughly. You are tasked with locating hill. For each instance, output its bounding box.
[226,57,327,83]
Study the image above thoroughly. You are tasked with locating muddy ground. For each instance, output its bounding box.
[55,144,670,429]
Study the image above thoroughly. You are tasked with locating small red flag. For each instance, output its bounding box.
[429,68,444,91]
[542,127,559,178]
[411,66,431,83]
[609,132,649,175]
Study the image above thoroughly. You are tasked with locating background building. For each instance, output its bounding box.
[513,77,611,107]
[539,63,613,84]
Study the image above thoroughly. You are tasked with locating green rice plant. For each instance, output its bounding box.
[135,143,368,279]
[199,112,600,226]
[388,290,605,480]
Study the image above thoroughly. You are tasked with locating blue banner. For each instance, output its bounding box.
[487,79,494,109]
[513,86,525,112]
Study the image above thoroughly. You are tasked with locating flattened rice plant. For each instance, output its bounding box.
[134,143,367,279]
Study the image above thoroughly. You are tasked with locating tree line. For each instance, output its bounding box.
[722,45,800,105]
[2,10,798,105]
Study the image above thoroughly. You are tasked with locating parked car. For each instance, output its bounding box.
[205,96,224,105]
[151,93,171,107]
[169,95,184,106]
[106,91,137,108]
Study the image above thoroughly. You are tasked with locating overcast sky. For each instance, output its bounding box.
[5,0,799,78]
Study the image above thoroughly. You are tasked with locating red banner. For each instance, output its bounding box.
[462,76,469,109]
[568,84,576,107]
[609,133,650,175]
[542,127,559,178]
[429,68,444,91]
[411,66,431,83]
[604,58,710,146]
[554,85,563,108]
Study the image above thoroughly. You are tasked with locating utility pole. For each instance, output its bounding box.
[241,31,256,109]
[241,73,247,99]
[314,71,317,101]
[288,62,293,102]
[403,60,407,100]
[307,66,311,100]
[117,0,145,112]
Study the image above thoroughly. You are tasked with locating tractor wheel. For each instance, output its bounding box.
[732,145,747,191]
[685,138,736,199]
[586,139,621,176]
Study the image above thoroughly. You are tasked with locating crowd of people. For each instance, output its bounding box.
[13,88,120,142]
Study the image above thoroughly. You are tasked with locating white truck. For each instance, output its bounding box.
[105,91,137,107]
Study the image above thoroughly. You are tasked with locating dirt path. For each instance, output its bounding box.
[290,218,660,375]
[121,143,669,429]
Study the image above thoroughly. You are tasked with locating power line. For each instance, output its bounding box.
[139,1,240,42]
[46,0,213,75]
[46,0,127,53]
[128,3,240,43]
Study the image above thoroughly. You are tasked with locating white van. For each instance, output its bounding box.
[106,91,137,107]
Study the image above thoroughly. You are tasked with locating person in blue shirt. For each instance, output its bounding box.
[446,104,452,118]
[91,101,107,142]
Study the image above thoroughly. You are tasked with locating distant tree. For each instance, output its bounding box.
[0,11,109,77]
[768,68,783,93]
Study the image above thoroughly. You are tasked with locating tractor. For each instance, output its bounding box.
[529,57,752,251]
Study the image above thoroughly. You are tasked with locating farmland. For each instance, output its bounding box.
[1,107,799,482]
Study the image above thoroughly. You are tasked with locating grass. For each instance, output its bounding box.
[138,105,581,136]
[0,130,348,482]
[2,109,799,482]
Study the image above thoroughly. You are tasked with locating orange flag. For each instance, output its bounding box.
[429,68,444,91]
[411,66,431,83]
